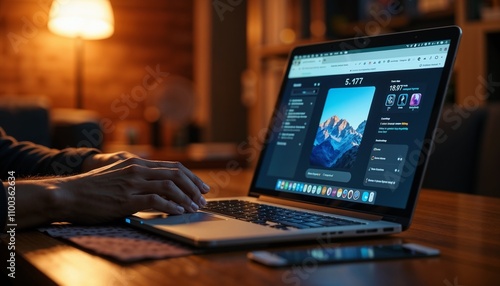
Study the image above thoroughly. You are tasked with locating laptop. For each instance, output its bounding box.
[126,26,462,247]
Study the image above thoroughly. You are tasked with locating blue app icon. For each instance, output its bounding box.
[362,192,369,202]
[397,94,408,106]
[385,94,395,106]
[353,190,360,200]
[342,189,348,198]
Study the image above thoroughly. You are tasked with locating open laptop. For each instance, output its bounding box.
[126,26,462,247]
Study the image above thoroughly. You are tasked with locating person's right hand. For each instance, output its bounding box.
[51,157,210,225]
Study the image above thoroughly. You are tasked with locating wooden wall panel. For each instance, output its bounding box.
[0,0,194,144]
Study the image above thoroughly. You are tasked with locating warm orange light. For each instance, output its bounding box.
[48,0,114,40]
[279,28,296,44]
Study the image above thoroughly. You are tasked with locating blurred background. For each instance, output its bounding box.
[0,0,499,194]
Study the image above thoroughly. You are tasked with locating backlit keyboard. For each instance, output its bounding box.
[203,200,364,231]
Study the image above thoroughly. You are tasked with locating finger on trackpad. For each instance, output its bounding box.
[136,212,224,225]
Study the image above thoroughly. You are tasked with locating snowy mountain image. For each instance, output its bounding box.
[310,115,366,168]
[309,86,375,169]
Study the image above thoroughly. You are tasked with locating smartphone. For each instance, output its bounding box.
[247,243,440,267]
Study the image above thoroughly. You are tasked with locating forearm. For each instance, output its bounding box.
[0,130,99,180]
[4,179,65,230]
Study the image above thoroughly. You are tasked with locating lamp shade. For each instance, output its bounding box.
[48,0,114,40]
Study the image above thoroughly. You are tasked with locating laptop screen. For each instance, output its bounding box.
[251,27,461,220]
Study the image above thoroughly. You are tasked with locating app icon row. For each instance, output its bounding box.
[385,93,421,107]
[275,180,376,203]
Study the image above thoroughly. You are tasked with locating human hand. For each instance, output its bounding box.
[81,151,137,172]
[51,157,210,225]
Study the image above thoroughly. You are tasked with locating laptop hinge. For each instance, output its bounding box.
[258,196,383,221]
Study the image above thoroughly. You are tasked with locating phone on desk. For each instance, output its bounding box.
[247,243,440,267]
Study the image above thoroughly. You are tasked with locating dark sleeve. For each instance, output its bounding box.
[0,181,6,232]
[0,128,100,180]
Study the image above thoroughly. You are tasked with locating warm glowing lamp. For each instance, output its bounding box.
[48,0,114,108]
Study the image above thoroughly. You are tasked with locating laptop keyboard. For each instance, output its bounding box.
[203,200,364,231]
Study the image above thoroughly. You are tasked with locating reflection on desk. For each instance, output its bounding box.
[1,170,499,286]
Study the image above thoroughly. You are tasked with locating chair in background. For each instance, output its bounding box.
[0,96,102,150]
[422,103,500,197]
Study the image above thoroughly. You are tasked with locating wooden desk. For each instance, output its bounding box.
[2,170,500,285]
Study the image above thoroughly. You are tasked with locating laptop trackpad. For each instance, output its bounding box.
[139,212,224,225]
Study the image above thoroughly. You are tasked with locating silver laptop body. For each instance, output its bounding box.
[127,26,461,248]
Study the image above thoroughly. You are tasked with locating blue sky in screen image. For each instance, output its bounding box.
[319,86,376,127]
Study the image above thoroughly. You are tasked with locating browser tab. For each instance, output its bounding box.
[289,42,450,79]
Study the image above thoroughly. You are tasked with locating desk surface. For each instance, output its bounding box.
[3,170,500,285]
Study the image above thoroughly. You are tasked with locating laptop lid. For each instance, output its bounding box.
[249,26,462,230]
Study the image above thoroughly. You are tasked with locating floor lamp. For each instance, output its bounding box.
[48,0,114,109]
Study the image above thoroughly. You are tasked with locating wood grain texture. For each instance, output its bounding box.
[2,169,500,285]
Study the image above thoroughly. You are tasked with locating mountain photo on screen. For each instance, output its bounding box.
[310,86,375,169]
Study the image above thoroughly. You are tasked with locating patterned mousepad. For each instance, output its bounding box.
[39,224,198,263]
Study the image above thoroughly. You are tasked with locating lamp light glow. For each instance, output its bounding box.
[48,0,114,40]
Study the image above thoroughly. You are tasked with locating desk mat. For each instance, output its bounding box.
[39,224,198,263]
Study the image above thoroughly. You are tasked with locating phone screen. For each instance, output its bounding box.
[248,243,439,267]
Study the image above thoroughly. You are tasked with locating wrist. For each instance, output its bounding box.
[14,177,72,229]
[42,178,71,224]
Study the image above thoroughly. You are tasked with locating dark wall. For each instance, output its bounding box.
[210,1,248,143]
